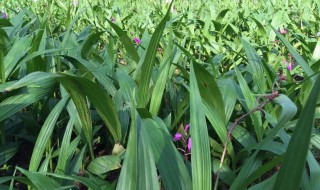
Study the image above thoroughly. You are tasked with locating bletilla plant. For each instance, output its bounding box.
[0,1,320,190]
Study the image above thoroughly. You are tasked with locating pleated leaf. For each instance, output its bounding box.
[55,117,76,175]
[88,155,121,175]
[46,173,102,190]
[149,45,172,115]
[136,2,172,108]
[57,77,94,158]
[190,62,211,190]
[193,63,232,154]
[0,142,19,166]
[142,118,192,190]
[116,105,138,190]
[58,73,121,141]
[235,66,263,141]
[29,96,69,172]
[4,35,32,80]
[241,38,266,93]
[17,167,61,190]
[106,20,139,63]
[0,78,56,123]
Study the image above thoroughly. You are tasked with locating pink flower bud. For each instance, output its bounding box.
[187,138,191,151]
[288,62,293,71]
[174,133,182,141]
[133,37,141,45]
[184,124,190,133]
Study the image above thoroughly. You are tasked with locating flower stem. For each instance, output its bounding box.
[214,91,278,190]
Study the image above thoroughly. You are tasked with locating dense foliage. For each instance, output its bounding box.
[1,0,320,189]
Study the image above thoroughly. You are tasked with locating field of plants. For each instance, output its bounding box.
[1,0,320,189]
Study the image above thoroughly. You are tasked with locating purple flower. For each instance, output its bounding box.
[283,28,287,34]
[288,62,293,71]
[133,37,141,45]
[278,27,287,35]
[111,17,116,23]
[2,12,7,19]
[184,124,190,133]
[174,133,182,141]
[187,138,191,151]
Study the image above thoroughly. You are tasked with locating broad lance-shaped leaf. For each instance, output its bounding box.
[274,74,320,190]
[190,62,211,190]
[116,95,138,190]
[235,65,263,141]
[136,1,173,108]
[55,117,77,175]
[0,78,56,123]
[4,35,32,80]
[117,108,159,190]
[57,77,94,158]
[106,20,139,63]
[81,31,105,59]
[149,44,172,115]
[193,63,233,155]
[17,167,61,190]
[241,38,266,93]
[0,142,19,166]
[58,74,122,141]
[88,155,121,175]
[142,118,192,190]
[29,96,69,172]
[4,72,121,142]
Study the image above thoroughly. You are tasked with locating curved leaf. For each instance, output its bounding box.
[190,62,211,190]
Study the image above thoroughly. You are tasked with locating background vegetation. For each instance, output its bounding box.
[1,0,320,189]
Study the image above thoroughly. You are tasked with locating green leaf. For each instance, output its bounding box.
[63,56,117,96]
[0,78,56,123]
[106,20,140,63]
[58,73,121,141]
[142,118,192,190]
[311,40,320,66]
[55,117,77,175]
[149,44,172,115]
[217,79,237,123]
[17,167,60,190]
[274,74,320,190]
[0,142,19,166]
[4,35,32,80]
[46,173,102,190]
[241,38,266,93]
[116,114,138,190]
[193,63,232,155]
[57,76,94,158]
[136,2,172,108]
[88,155,121,175]
[29,96,69,172]
[190,62,211,190]
[81,31,104,59]
[235,66,262,141]
[306,152,320,190]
